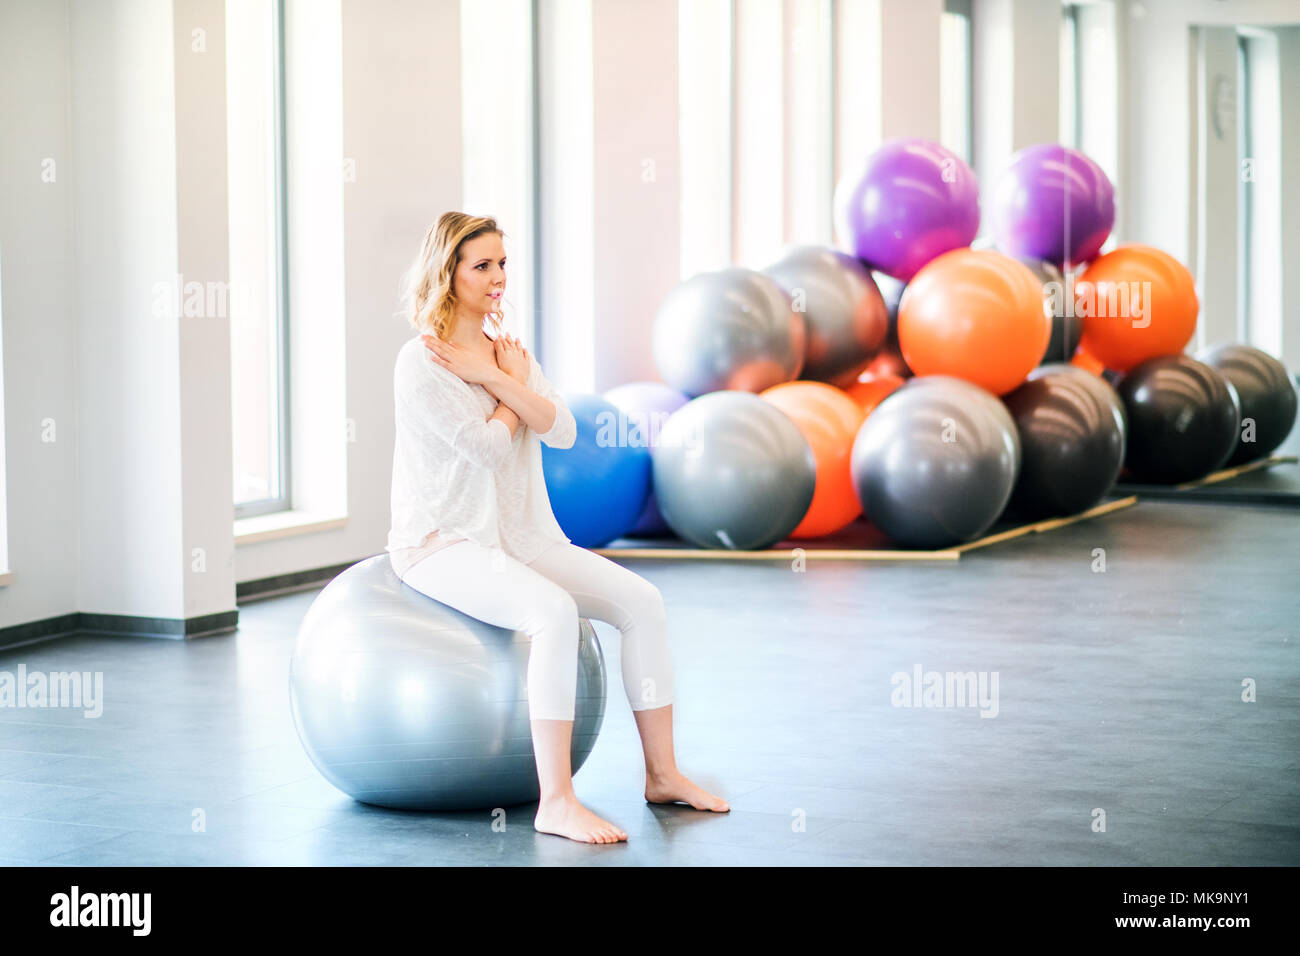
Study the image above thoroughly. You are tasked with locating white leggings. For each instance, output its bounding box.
[399,539,674,721]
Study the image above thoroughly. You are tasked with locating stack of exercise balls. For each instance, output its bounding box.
[543,135,1295,551]
[838,142,1039,546]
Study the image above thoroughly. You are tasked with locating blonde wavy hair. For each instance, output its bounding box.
[400,212,505,339]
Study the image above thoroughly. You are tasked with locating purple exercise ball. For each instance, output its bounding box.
[602,381,690,537]
[833,139,981,282]
[991,143,1115,268]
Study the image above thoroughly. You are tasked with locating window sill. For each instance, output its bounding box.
[0,570,12,588]
[235,510,348,546]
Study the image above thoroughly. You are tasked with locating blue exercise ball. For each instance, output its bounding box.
[542,394,651,547]
[602,381,690,537]
[290,555,607,811]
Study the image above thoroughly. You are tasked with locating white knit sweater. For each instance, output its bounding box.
[385,334,577,576]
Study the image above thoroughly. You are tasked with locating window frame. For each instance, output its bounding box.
[233,0,293,521]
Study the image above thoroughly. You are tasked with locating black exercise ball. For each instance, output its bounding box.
[1115,355,1241,484]
[1195,342,1298,465]
[1015,258,1082,365]
[1002,364,1126,519]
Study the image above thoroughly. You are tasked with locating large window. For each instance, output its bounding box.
[227,0,290,518]
[1237,28,1282,355]
[460,0,536,344]
[680,0,835,273]
[940,0,972,165]
[678,0,733,278]
[1059,2,1118,195]
[1059,2,1078,148]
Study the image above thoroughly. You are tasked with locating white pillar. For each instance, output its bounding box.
[0,0,78,620]
[880,0,943,141]
[174,0,236,621]
[70,0,187,619]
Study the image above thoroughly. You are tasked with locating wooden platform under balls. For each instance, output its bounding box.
[594,496,1139,562]
[1110,454,1300,507]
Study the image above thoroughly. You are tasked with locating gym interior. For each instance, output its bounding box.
[1,0,1298,868]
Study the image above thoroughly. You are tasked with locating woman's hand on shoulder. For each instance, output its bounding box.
[494,334,531,384]
[422,334,501,386]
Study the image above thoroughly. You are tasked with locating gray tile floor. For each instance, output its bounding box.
[2,495,1298,866]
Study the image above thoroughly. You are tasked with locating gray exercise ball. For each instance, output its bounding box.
[289,555,607,811]
[850,376,1021,549]
[652,267,806,397]
[652,391,816,550]
[761,245,888,384]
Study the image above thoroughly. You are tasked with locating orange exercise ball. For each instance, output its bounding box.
[897,248,1050,395]
[759,381,865,538]
[844,374,905,417]
[1069,347,1106,377]
[1077,244,1198,372]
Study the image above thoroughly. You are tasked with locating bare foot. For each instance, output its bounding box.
[645,770,730,812]
[534,793,628,844]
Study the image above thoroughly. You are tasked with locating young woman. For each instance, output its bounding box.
[386,212,728,844]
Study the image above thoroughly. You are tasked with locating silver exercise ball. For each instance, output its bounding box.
[652,267,806,397]
[289,555,607,811]
[850,376,1021,549]
[761,245,889,384]
[652,391,816,550]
